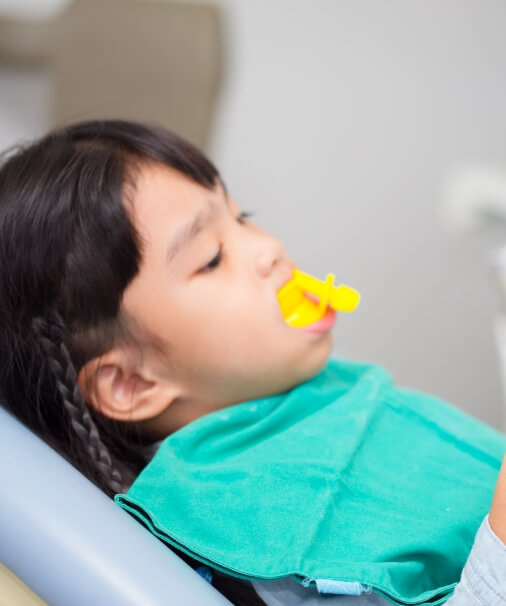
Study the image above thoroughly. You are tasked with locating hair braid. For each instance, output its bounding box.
[32,310,124,495]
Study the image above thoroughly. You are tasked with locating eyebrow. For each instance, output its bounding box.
[166,206,213,266]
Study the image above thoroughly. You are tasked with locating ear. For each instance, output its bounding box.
[77,348,181,422]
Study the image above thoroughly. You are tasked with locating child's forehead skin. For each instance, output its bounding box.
[133,162,225,205]
[131,163,233,225]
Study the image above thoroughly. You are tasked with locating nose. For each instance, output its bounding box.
[254,229,287,278]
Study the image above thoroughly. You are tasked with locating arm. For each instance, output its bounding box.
[489,454,506,544]
[445,455,506,606]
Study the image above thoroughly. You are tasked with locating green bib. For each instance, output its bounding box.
[115,358,506,605]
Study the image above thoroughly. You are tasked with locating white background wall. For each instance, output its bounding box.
[2,0,506,428]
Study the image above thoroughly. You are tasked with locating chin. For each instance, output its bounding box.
[285,335,333,390]
[303,334,333,378]
[260,335,334,397]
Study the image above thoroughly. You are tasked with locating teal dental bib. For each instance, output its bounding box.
[115,358,506,605]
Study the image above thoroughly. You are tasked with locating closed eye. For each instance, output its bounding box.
[201,246,223,272]
[237,211,254,224]
[199,211,254,273]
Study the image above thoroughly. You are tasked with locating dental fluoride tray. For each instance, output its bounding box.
[277,269,360,328]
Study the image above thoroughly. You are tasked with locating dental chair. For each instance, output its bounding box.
[0,405,232,605]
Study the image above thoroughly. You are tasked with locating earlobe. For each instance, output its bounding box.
[77,349,180,422]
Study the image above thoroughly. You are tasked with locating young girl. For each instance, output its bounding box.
[0,120,504,606]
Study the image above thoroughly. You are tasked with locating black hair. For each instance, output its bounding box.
[0,120,266,606]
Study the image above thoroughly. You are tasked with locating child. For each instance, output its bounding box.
[0,120,504,606]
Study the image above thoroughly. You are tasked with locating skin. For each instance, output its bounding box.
[79,162,334,437]
[489,455,506,544]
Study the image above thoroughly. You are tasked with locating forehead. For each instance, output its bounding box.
[130,162,222,221]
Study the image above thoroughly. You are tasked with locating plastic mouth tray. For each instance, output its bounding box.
[277,269,360,327]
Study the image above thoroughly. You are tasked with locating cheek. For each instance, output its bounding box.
[193,304,254,349]
[175,298,262,365]
[169,278,285,363]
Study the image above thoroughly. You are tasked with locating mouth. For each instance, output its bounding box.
[276,285,337,332]
[295,291,336,332]
[298,306,336,333]
[276,267,358,332]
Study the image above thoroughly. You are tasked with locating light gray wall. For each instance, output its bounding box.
[0,65,50,151]
[2,0,506,428]
[207,0,506,428]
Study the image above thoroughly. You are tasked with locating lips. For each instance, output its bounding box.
[299,306,336,333]
[280,288,336,333]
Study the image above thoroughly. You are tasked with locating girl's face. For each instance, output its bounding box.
[122,163,333,435]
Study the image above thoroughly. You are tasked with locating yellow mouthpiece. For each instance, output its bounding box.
[277,269,360,328]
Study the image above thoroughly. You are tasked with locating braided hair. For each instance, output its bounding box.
[0,120,219,495]
[31,310,123,494]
